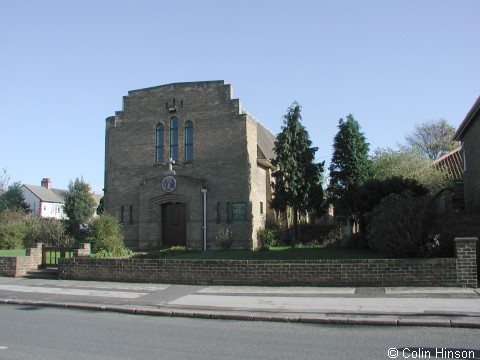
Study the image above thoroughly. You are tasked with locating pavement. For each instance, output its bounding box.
[0,276,479,328]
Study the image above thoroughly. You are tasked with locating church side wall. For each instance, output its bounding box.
[245,117,267,249]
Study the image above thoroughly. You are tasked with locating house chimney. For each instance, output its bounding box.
[41,178,51,190]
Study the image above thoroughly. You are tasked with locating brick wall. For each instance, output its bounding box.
[455,237,478,286]
[59,238,478,287]
[463,117,480,212]
[59,257,457,286]
[0,243,43,277]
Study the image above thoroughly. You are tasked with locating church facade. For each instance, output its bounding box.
[104,81,276,250]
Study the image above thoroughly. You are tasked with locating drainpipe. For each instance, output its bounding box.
[201,187,208,251]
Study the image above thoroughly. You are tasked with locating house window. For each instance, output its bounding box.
[185,120,193,161]
[155,123,164,163]
[170,117,178,161]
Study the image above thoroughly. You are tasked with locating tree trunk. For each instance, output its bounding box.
[292,207,298,248]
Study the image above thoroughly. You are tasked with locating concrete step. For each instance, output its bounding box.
[23,268,59,280]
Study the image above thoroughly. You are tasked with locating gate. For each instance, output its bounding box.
[41,244,75,267]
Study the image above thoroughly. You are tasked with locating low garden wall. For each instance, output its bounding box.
[0,243,43,277]
[58,237,478,287]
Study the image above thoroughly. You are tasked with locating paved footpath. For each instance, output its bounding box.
[0,276,479,328]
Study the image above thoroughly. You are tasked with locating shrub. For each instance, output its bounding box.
[0,223,25,249]
[298,224,343,247]
[40,218,67,246]
[87,214,131,257]
[367,192,435,258]
[22,217,69,248]
[0,210,27,249]
[353,176,429,233]
[342,232,369,249]
[216,226,234,250]
[256,228,276,251]
[296,240,322,249]
[22,216,42,248]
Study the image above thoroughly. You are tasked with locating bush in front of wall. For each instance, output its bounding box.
[367,192,434,258]
[87,214,132,258]
[216,226,234,250]
[256,228,276,251]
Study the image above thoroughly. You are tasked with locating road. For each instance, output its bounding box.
[0,305,479,360]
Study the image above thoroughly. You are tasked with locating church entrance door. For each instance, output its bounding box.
[162,203,186,247]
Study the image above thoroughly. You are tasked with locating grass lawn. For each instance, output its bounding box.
[157,246,381,260]
[0,249,26,257]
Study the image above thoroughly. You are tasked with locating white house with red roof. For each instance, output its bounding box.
[22,178,103,220]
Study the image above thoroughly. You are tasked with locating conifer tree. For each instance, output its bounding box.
[328,115,373,231]
[63,177,96,227]
[271,102,324,247]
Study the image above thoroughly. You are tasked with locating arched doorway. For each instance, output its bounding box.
[162,203,186,247]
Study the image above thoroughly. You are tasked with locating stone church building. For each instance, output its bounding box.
[104,80,276,250]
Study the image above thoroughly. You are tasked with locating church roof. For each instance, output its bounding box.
[242,108,276,161]
[257,122,276,160]
[22,184,65,203]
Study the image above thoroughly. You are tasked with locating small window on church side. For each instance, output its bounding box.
[120,205,125,224]
[170,117,178,161]
[156,123,164,163]
[185,120,193,162]
[227,202,232,223]
[129,205,134,224]
[216,202,221,223]
[260,202,264,215]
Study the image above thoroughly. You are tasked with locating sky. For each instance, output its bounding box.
[1,0,479,194]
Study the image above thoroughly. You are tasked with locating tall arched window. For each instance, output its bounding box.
[170,117,178,161]
[185,120,193,161]
[155,123,164,163]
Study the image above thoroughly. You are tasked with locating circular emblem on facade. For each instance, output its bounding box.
[162,176,177,192]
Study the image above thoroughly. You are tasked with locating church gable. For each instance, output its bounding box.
[104,81,275,250]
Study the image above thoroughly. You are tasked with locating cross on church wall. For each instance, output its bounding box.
[165,157,176,175]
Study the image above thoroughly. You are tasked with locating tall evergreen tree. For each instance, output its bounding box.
[63,177,96,227]
[328,115,373,231]
[271,102,324,247]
